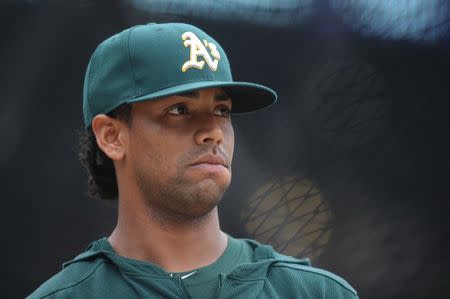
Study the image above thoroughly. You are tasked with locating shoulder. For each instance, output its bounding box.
[270,261,358,297]
[26,258,108,299]
[235,238,358,298]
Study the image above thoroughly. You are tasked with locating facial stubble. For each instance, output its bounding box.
[134,150,231,224]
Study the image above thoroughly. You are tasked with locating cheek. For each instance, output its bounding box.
[127,128,164,171]
[224,123,235,159]
[130,128,188,174]
[136,138,173,168]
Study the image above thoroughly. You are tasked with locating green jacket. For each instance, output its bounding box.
[28,238,358,298]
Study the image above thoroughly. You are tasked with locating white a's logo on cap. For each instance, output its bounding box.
[181,32,221,72]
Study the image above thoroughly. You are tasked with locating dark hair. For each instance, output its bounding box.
[78,104,132,199]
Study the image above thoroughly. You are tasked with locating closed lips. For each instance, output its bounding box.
[189,155,227,168]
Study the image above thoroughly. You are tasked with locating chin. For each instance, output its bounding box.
[194,179,228,202]
[180,179,228,215]
[138,170,230,221]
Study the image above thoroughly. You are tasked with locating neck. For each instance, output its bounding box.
[108,191,227,273]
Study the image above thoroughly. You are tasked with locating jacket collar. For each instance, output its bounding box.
[63,237,311,280]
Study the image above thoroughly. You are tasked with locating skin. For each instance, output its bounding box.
[91,88,234,272]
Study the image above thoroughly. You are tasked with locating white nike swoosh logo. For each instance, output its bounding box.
[181,271,197,280]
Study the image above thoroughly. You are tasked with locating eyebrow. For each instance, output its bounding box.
[176,90,231,102]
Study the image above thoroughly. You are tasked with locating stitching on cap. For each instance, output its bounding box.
[86,47,100,122]
[126,27,138,97]
[85,63,93,123]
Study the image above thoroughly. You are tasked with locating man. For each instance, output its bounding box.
[28,23,358,298]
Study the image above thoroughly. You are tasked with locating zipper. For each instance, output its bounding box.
[177,275,192,299]
[216,273,224,299]
[169,273,191,299]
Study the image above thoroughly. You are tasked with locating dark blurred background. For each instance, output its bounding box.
[1,0,449,298]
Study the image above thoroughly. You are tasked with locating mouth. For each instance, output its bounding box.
[189,154,227,167]
[188,154,229,173]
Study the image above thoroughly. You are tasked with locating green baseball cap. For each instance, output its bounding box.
[83,22,277,127]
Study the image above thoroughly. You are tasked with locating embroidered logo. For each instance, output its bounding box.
[181,31,221,72]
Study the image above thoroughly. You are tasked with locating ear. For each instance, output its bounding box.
[91,114,128,161]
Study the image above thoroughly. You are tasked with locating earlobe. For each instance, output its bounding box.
[91,114,126,161]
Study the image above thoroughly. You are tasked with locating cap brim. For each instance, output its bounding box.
[127,81,277,113]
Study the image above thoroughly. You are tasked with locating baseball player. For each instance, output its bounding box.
[28,23,358,298]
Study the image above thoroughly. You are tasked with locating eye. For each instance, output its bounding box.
[215,106,231,117]
[168,105,188,115]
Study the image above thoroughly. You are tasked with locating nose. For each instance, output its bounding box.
[194,118,224,145]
